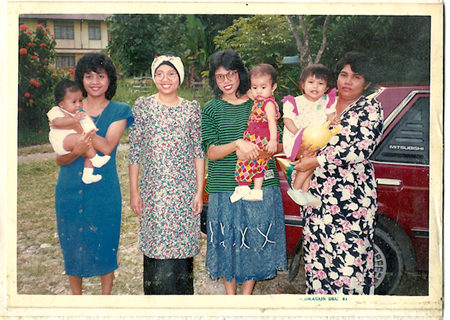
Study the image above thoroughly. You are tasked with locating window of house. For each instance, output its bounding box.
[54,24,74,39]
[89,23,101,40]
[56,56,76,68]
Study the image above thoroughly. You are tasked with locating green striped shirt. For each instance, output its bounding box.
[201,98,280,194]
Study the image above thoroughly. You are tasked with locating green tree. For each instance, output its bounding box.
[185,14,209,84]
[107,14,187,77]
[185,14,249,84]
[292,15,431,85]
[214,15,296,68]
[18,23,64,132]
[285,15,332,68]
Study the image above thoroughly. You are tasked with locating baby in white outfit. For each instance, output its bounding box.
[48,79,110,184]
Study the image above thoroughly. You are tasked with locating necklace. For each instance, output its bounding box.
[83,99,109,125]
[92,109,103,125]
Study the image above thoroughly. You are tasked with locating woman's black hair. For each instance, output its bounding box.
[74,52,117,100]
[335,52,376,92]
[208,49,249,98]
[299,64,333,93]
[54,79,82,105]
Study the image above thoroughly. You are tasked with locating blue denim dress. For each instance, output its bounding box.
[55,101,133,277]
[205,186,287,284]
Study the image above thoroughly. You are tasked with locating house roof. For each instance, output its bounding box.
[19,14,110,21]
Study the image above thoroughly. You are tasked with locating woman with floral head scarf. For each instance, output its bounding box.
[128,55,205,295]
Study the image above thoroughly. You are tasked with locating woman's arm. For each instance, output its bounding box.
[207,138,260,162]
[92,119,127,155]
[55,130,96,166]
[129,164,143,217]
[294,156,320,172]
[193,157,205,215]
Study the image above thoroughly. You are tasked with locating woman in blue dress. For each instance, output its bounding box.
[54,52,133,295]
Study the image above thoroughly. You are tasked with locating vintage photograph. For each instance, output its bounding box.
[2,0,444,318]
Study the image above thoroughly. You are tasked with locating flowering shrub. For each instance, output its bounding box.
[18,24,71,132]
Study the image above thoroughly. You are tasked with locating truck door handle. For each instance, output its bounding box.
[376,178,402,187]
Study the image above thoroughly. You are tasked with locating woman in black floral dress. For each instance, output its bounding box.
[295,52,384,295]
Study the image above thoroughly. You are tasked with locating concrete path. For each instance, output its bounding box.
[17,144,130,162]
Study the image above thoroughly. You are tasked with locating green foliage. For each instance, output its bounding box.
[185,15,210,83]
[18,24,68,133]
[214,15,296,68]
[318,15,431,85]
[106,14,187,77]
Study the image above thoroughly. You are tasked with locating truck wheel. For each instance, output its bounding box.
[374,227,404,295]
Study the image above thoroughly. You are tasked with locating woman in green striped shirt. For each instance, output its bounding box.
[201,49,287,295]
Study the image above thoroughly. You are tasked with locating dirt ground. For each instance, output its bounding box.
[16,147,428,296]
[17,231,427,296]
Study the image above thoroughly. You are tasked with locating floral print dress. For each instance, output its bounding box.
[129,95,204,259]
[301,95,384,295]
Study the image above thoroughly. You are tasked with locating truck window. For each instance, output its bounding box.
[371,96,430,165]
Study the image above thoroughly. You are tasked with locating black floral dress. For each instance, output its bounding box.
[301,95,384,295]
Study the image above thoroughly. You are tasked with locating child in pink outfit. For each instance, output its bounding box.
[282,64,340,207]
[231,64,280,202]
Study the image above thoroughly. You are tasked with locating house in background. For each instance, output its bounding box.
[19,14,110,68]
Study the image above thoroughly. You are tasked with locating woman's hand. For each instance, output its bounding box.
[296,143,320,159]
[235,139,260,160]
[294,156,320,172]
[193,192,203,215]
[130,191,143,217]
[55,129,96,166]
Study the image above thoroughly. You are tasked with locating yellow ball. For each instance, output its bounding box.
[302,121,340,149]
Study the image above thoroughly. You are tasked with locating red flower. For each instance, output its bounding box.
[27,42,33,47]
[52,73,58,77]
[40,43,46,47]
[44,58,48,62]
[31,56,38,60]
[18,108,23,112]
[36,24,44,28]
[30,78,36,84]
[68,69,74,76]
[38,130,43,134]
[34,82,41,87]
[29,99,34,104]
[19,24,29,31]
[45,27,50,31]
[26,31,32,35]
[24,92,30,98]
[50,34,54,38]
[36,71,40,74]
[19,48,27,55]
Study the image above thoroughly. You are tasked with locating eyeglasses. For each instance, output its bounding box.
[215,70,238,83]
[154,71,178,81]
